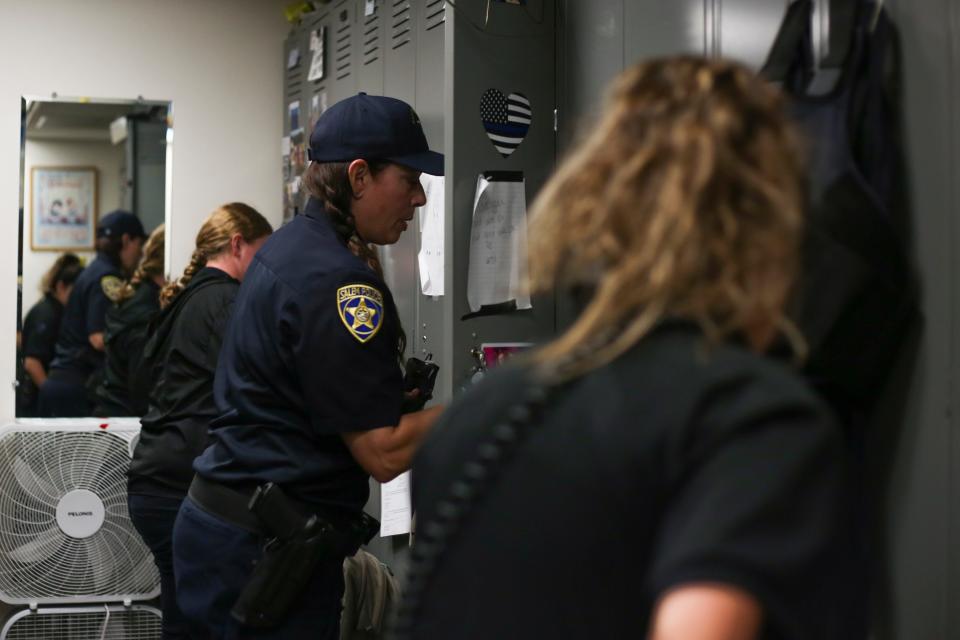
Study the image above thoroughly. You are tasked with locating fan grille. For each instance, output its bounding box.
[0,429,159,603]
[1,605,161,640]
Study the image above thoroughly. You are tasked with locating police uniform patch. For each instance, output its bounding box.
[337,284,385,343]
[100,275,124,302]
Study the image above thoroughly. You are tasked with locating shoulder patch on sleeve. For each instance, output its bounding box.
[337,284,385,343]
[100,275,124,302]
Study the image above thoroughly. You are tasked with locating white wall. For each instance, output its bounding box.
[0,0,290,419]
[21,138,123,316]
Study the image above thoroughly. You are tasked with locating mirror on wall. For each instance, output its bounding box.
[16,96,172,418]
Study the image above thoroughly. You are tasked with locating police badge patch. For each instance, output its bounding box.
[337,284,385,343]
[100,275,124,303]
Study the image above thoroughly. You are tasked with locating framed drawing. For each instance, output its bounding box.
[30,166,98,251]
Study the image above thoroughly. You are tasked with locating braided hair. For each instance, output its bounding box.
[116,224,165,303]
[159,203,273,308]
[302,160,407,361]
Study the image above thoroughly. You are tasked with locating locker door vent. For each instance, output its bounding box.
[363,11,381,65]
[424,0,445,32]
[391,0,412,49]
[286,43,302,106]
[336,15,353,80]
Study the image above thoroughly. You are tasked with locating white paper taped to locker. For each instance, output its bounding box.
[380,471,412,537]
[467,173,532,312]
[417,174,445,296]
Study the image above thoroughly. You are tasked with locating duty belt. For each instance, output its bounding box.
[187,475,381,628]
[187,474,376,542]
[187,474,264,533]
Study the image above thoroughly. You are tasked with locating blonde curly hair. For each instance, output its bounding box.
[529,56,807,377]
[115,224,165,303]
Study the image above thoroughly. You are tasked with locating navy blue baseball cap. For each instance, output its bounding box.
[308,92,444,176]
[97,210,146,239]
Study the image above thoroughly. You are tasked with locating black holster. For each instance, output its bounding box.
[230,483,379,628]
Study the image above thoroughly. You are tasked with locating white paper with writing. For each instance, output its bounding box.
[417,174,445,296]
[307,28,325,82]
[380,471,412,537]
[467,175,531,312]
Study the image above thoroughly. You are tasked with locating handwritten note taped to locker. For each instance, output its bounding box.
[467,175,532,312]
[380,471,412,537]
[417,174,445,296]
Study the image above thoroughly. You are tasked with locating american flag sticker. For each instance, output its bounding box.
[480,89,532,158]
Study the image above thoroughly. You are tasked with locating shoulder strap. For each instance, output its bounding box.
[761,0,815,86]
[822,0,860,69]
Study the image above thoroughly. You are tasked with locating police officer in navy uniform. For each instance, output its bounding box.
[17,254,84,416]
[172,93,445,639]
[38,210,146,417]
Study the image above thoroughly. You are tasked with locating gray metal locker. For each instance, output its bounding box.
[411,0,446,395]
[446,0,557,393]
[330,1,358,102]
[356,0,387,94]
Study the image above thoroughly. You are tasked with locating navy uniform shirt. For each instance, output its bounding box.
[194,198,403,512]
[95,279,161,417]
[18,293,68,412]
[22,293,66,370]
[49,253,121,376]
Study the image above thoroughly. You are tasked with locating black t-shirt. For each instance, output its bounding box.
[22,294,65,370]
[95,280,161,417]
[128,268,239,497]
[19,294,66,411]
[49,253,120,377]
[411,322,850,640]
[193,198,403,511]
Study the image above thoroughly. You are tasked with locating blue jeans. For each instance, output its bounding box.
[172,496,343,639]
[128,493,208,640]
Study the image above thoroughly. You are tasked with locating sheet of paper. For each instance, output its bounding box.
[365,0,377,17]
[287,47,300,69]
[467,175,531,312]
[417,174,445,296]
[307,28,325,82]
[380,471,412,537]
[288,100,301,133]
[281,136,291,157]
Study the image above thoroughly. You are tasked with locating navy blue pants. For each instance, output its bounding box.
[37,377,90,417]
[128,493,207,640]
[172,496,343,639]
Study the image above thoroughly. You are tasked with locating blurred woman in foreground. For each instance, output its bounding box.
[402,57,850,640]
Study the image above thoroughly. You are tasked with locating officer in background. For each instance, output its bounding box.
[38,210,146,417]
[17,254,84,416]
[172,93,444,639]
[94,224,166,417]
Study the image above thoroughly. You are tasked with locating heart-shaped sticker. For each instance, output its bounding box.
[480,89,531,158]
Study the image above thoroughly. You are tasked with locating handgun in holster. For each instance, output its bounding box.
[402,353,440,413]
[230,483,380,628]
